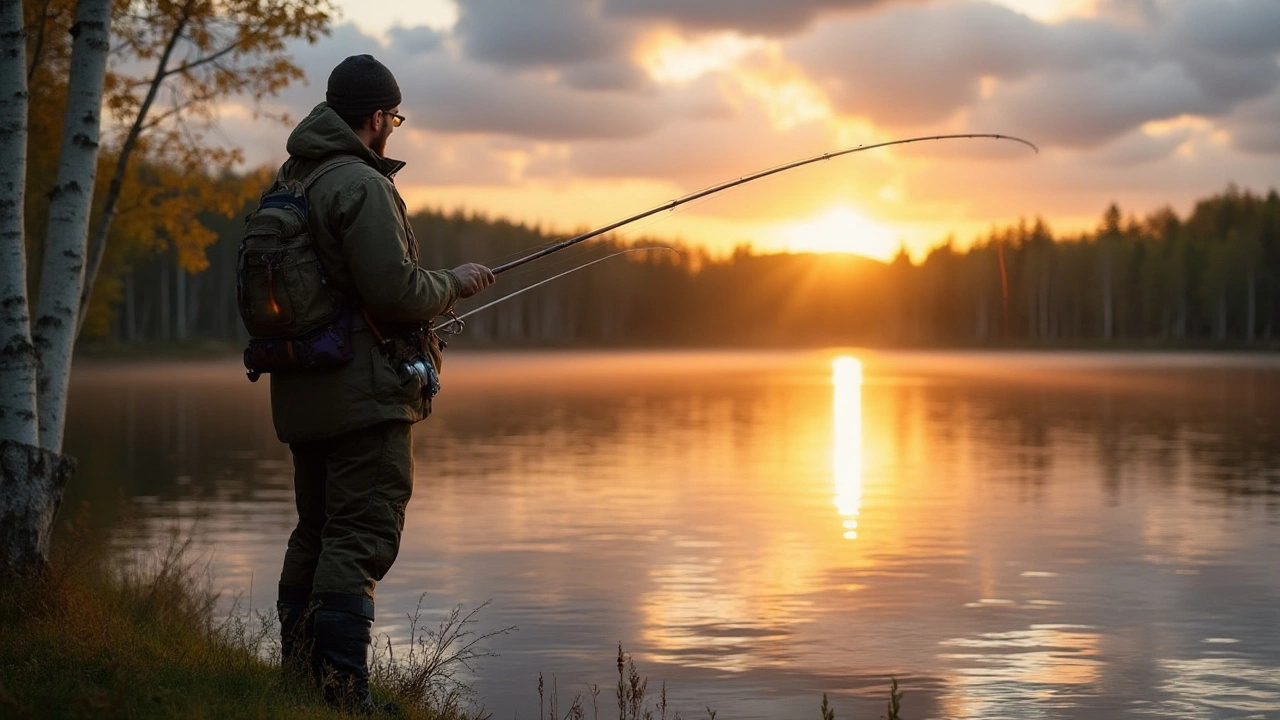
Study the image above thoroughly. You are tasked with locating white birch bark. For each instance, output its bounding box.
[33,0,112,453]
[0,0,37,447]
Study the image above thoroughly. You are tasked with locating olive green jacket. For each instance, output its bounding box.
[268,103,460,443]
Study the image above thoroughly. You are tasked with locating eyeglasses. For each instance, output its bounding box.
[385,111,405,128]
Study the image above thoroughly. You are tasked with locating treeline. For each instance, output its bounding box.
[87,183,1280,348]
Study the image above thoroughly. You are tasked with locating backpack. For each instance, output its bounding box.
[237,155,364,382]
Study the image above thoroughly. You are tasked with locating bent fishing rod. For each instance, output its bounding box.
[490,133,1038,276]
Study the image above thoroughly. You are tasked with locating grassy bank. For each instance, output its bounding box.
[0,540,484,720]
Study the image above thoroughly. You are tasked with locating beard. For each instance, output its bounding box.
[372,122,392,156]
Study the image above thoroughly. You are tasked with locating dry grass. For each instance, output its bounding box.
[535,644,905,720]
[371,598,515,716]
[0,532,503,719]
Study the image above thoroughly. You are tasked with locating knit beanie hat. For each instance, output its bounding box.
[326,55,402,118]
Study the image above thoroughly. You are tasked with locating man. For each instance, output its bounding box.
[270,54,494,711]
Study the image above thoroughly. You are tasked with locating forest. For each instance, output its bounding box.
[80,182,1280,349]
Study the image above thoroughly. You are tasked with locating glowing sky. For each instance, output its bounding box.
[219,0,1280,261]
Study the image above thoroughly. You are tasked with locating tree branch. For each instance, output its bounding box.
[162,39,242,78]
[79,0,193,330]
[25,0,56,84]
[140,85,221,132]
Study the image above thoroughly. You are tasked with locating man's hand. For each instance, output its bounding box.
[450,263,496,299]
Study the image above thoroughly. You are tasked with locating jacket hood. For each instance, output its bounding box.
[285,102,404,177]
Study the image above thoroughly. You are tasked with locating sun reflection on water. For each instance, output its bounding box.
[832,356,863,540]
[938,625,1105,718]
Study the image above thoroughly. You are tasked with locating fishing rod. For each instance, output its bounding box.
[435,246,677,334]
[491,133,1038,275]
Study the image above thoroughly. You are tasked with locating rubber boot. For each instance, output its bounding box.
[277,584,315,684]
[313,593,397,715]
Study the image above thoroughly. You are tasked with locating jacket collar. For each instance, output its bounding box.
[286,103,407,179]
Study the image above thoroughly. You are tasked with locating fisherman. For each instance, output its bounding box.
[270,54,494,711]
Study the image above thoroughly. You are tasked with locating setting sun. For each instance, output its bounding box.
[774,206,901,261]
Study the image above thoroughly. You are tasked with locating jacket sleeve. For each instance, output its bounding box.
[332,173,460,323]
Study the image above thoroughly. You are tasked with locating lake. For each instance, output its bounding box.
[62,350,1280,719]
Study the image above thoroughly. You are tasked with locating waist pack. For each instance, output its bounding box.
[237,156,363,382]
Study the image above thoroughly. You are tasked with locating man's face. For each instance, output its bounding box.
[371,107,398,156]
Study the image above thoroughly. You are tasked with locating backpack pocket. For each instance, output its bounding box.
[238,196,338,338]
[243,309,356,381]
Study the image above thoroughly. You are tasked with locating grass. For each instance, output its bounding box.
[0,535,906,719]
[537,645,905,720]
[0,535,493,719]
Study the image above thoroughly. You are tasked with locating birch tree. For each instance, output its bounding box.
[1,0,332,576]
[1,0,108,576]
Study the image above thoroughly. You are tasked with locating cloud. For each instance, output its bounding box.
[786,2,1047,126]
[272,22,661,142]
[601,0,905,36]
[1083,126,1195,167]
[1175,52,1279,106]
[454,0,631,67]
[977,62,1210,148]
[393,133,520,186]
[404,55,660,140]
[558,58,655,93]
[1224,90,1280,155]
[1167,0,1280,58]
[450,1,656,94]
[387,25,444,55]
[539,90,844,209]
[784,0,1280,148]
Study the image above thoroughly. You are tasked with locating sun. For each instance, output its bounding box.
[774,206,901,261]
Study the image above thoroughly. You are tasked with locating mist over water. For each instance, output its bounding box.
[63,351,1280,719]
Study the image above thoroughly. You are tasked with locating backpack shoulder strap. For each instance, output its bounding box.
[299,155,366,190]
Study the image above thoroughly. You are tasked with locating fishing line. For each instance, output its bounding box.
[457,241,663,315]
[436,246,679,334]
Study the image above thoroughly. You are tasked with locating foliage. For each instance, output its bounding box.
[21,0,333,334]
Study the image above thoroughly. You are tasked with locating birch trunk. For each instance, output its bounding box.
[33,0,112,452]
[1,441,76,575]
[0,0,37,447]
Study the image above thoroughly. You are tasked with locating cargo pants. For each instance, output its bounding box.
[278,420,414,607]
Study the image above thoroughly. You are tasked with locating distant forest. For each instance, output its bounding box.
[86,183,1280,349]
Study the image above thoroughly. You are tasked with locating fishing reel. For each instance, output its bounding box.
[401,357,441,397]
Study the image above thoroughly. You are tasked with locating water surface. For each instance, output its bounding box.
[63,351,1280,719]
